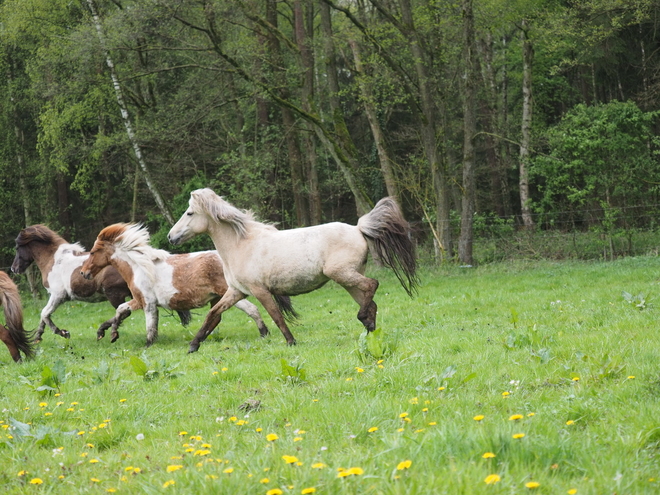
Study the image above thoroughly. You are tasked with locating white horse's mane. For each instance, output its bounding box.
[115,224,170,283]
[62,242,86,255]
[191,188,266,238]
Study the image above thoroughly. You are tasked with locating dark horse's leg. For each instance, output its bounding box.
[250,286,296,345]
[0,324,21,362]
[188,288,246,353]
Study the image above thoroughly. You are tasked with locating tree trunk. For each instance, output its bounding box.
[458,0,476,265]
[86,0,174,225]
[519,19,534,229]
[349,38,400,202]
[398,0,452,259]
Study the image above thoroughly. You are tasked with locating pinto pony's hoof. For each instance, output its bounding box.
[188,342,200,353]
[287,339,297,346]
[58,329,71,339]
[110,333,120,343]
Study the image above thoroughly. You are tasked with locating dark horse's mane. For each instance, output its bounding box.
[15,225,67,247]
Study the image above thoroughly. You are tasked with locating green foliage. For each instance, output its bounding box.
[357,328,398,361]
[129,354,181,381]
[622,290,650,310]
[279,359,307,385]
[19,361,68,396]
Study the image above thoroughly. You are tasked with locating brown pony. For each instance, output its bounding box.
[80,223,277,347]
[0,271,34,362]
[11,224,190,341]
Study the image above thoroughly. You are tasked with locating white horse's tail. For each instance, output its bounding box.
[357,197,419,297]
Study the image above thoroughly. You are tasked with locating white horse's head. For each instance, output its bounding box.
[168,189,213,245]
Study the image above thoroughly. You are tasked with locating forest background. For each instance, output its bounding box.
[2,0,660,275]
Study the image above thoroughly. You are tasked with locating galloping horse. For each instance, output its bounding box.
[80,223,280,347]
[168,188,419,353]
[0,271,34,362]
[11,224,190,342]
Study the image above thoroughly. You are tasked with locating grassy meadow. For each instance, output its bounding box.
[1,257,660,494]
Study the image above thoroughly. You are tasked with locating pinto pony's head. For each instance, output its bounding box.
[80,223,132,280]
[11,225,67,274]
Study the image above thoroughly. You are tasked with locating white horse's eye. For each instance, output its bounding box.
[186,211,193,216]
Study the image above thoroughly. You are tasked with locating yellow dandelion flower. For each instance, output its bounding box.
[628,376,635,380]
[473,415,485,421]
[572,377,580,382]
[119,398,127,403]
[221,367,228,372]
[223,467,234,474]
[178,431,188,436]
[399,412,409,418]
[568,489,577,494]
[346,377,353,381]
[256,427,263,433]
[355,367,364,373]
[39,402,47,408]
[229,416,237,422]
[502,391,510,397]
[107,489,117,493]
[89,459,100,464]
[509,414,523,421]
[438,386,445,391]
[201,443,212,448]
[212,371,219,375]
[260,477,270,483]
[185,448,194,453]
[312,463,327,469]
[167,465,183,473]
[98,423,107,429]
[525,481,540,489]
[484,474,501,484]
[29,478,43,485]
[301,488,316,494]
[422,407,428,412]
[133,468,142,474]
[282,455,299,464]
[293,437,303,442]
[527,412,535,417]
[368,427,378,433]
[86,443,94,448]
[194,449,211,456]
[338,467,364,477]
[428,421,437,426]
[163,480,175,488]
[66,408,74,412]
[397,460,412,470]
[91,478,100,483]
[44,412,53,416]
[56,402,64,406]
[266,489,283,495]
[77,431,85,436]
[124,466,134,472]
[566,420,575,425]
[397,427,404,432]
[513,433,525,439]
[266,433,279,441]
[482,452,496,459]
[80,453,88,458]
[409,397,419,404]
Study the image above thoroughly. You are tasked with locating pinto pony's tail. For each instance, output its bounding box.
[273,295,299,323]
[0,273,35,361]
[358,197,420,298]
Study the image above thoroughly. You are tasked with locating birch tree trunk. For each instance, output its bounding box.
[86,0,174,225]
[458,0,476,265]
[519,19,535,229]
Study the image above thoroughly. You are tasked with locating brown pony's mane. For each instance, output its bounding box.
[97,223,131,244]
[192,188,274,238]
[15,225,68,247]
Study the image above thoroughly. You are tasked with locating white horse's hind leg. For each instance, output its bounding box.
[331,270,379,331]
[234,299,270,337]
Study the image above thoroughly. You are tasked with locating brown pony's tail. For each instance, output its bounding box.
[0,273,35,360]
[357,197,420,298]
[273,295,299,323]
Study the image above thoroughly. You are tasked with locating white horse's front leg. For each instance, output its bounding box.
[234,299,269,337]
[144,303,159,347]
[38,294,69,340]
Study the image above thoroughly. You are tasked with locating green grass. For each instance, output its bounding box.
[2,257,660,494]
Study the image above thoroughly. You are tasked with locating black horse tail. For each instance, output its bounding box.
[357,197,420,297]
[0,273,35,360]
[273,295,299,323]
[177,310,192,327]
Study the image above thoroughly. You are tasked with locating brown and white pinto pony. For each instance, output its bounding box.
[80,223,277,347]
[11,225,150,342]
[168,188,419,353]
[0,271,34,362]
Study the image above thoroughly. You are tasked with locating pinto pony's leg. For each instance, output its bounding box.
[189,287,245,353]
[39,295,70,340]
[0,324,21,362]
[250,287,297,346]
[98,300,136,343]
[233,299,269,337]
[144,303,159,347]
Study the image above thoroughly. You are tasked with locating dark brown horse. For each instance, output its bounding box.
[11,225,190,342]
[0,271,34,362]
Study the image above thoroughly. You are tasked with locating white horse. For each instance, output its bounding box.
[168,188,419,353]
[80,223,277,347]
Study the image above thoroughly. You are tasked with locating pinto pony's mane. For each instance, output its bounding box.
[96,223,169,284]
[191,188,263,238]
[15,224,84,253]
